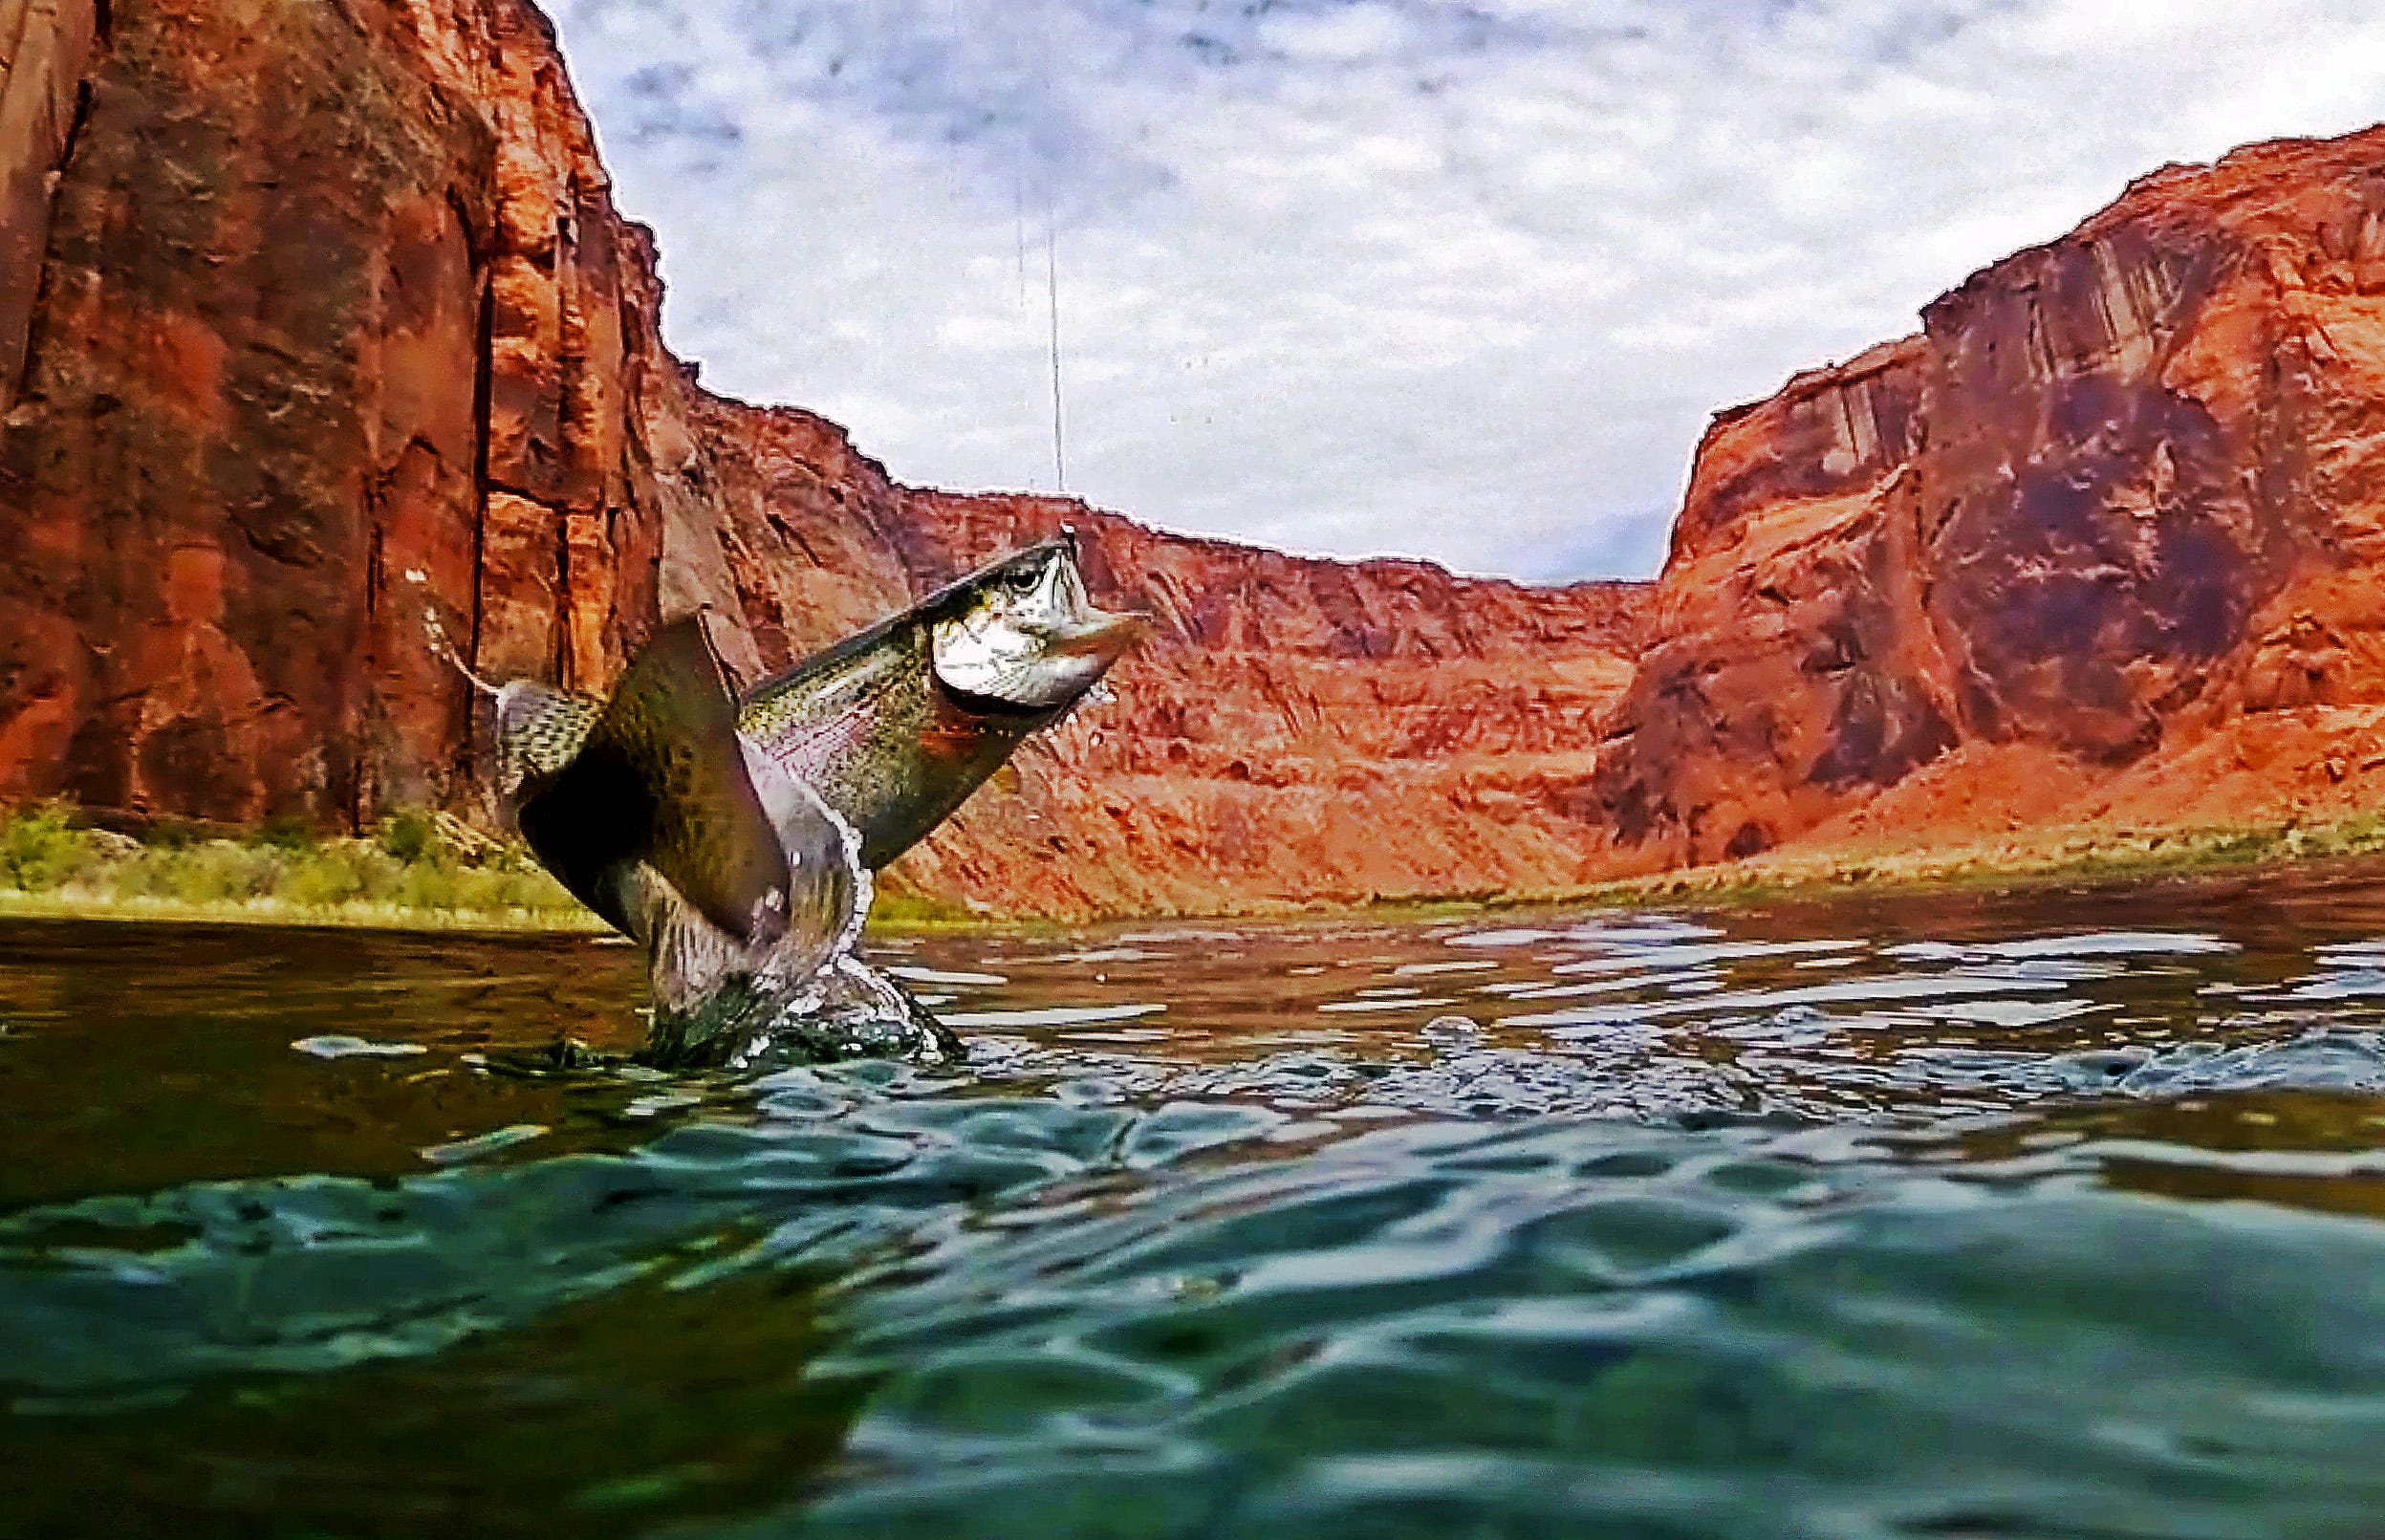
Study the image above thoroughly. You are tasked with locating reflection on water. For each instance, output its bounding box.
[8,864,2385,1535]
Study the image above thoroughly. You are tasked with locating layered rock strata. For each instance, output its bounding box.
[11,0,2385,919]
[1596,127,2385,873]
[0,0,1646,916]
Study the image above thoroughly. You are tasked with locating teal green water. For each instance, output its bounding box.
[8,866,2385,1537]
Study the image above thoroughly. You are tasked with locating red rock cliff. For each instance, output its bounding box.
[15,0,2385,918]
[0,0,1648,917]
[1595,127,2385,872]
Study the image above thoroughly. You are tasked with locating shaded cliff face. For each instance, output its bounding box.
[0,0,1648,916]
[2,0,539,823]
[1595,128,2385,871]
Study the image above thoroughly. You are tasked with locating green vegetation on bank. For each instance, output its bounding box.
[1513,809,2385,914]
[0,803,598,932]
[11,800,2385,935]
[0,803,984,934]
[857,880,981,928]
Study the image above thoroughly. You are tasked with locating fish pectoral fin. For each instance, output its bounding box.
[521,614,794,945]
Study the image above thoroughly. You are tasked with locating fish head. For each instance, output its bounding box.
[928,534,1149,713]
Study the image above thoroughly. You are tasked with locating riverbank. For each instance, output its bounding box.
[1514,809,2385,913]
[0,803,1014,936]
[0,805,601,936]
[11,801,2385,935]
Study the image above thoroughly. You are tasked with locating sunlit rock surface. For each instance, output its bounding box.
[0,0,1649,918]
[8,0,2385,915]
[1597,127,2385,871]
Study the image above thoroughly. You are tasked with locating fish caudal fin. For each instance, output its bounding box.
[514,615,793,946]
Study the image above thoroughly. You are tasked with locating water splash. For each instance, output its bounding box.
[644,779,959,1071]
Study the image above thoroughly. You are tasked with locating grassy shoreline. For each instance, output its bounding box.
[8,802,2385,937]
[1507,809,2385,914]
[0,805,604,937]
[0,890,609,935]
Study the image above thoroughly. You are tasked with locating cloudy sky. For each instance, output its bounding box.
[544,0,2385,581]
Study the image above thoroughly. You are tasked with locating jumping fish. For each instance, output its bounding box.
[487,536,1145,1065]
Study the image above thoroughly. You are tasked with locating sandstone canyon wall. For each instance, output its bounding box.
[1596,128,2385,875]
[11,0,2385,920]
[0,0,1647,917]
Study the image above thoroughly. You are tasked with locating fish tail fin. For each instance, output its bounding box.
[516,615,793,945]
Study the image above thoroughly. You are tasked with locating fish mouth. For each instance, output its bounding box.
[1029,540,1151,660]
[1045,607,1150,661]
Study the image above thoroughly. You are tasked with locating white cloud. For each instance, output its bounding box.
[545,0,2385,580]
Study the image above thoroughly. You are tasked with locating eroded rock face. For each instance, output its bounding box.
[0,0,1649,915]
[848,490,1648,916]
[649,418,1649,916]
[12,0,2385,916]
[0,0,502,825]
[0,0,98,414]
[1595,128,2385,869]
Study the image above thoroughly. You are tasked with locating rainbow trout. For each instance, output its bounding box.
[489,537,1144,1065]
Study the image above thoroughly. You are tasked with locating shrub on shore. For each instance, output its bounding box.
[0,804,98,894]
[0,803,586,927]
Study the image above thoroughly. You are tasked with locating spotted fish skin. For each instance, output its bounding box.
[493,683,599,801]
[737,618,1024,870]
[738,538,1146,869]
[482,542,1139,1067]
[488,616,865,1059]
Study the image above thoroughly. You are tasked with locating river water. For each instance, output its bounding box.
[6,866,2385,1537]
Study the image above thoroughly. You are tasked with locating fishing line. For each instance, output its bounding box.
[1038,2,1066,493]
[411,574,502,698]
[1048,199,1065,492]
[437,639,504,701]
[423,618,501,698]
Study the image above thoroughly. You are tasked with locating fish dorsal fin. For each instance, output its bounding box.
[515,615,792,946]
[494,682,601,799]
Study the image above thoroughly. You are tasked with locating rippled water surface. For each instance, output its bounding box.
[11,866,2385,1538]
